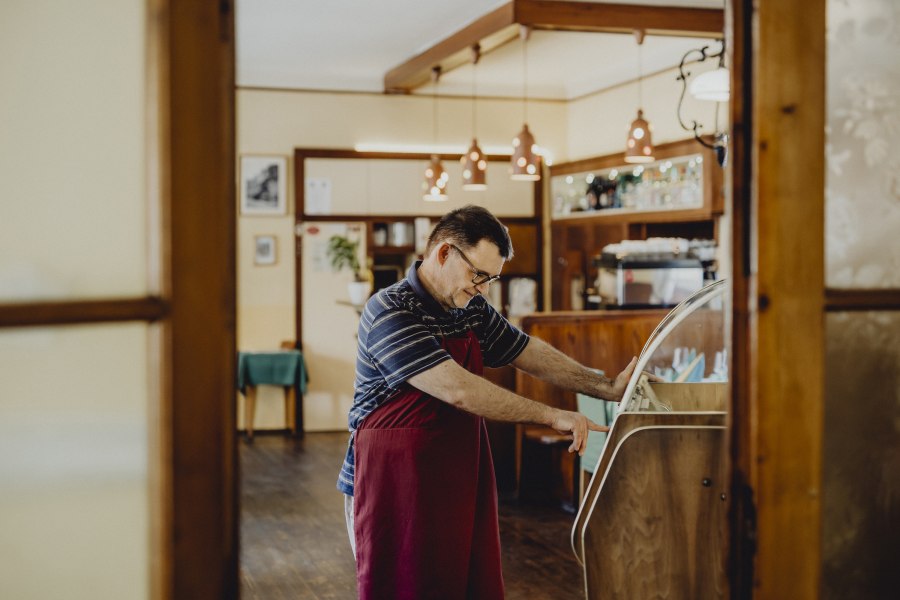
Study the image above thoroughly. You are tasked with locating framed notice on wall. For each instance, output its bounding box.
[254,235,277,266]
[240,155,287,215]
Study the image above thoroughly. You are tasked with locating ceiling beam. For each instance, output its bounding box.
[383,0,724,94]
[516,0,724,37]
[384,4,517,94]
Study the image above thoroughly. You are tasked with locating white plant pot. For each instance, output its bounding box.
[348,280,372,306]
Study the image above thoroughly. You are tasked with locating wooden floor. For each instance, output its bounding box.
[240,432,585,599]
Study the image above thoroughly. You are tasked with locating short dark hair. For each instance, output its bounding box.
[426,205,514,259]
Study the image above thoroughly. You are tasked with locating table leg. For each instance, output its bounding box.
[284,385,297,436]
[244,385,257,442]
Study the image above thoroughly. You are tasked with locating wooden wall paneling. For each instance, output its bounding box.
[505,222,539,275]
[517,310,669,412]
[515,308,725,509]
[627,222,646,240]
[550,222,567,310]
[533,175,544,311]
[515,310,665,507]
[565,219,589,311]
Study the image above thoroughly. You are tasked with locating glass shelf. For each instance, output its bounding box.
[550,153,705,220]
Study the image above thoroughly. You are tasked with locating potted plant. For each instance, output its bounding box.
[326,234,372,306]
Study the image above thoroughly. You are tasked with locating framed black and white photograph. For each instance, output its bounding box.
[254,235,277,266]
[240,155,287,215]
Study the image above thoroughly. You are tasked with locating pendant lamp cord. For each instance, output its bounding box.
[431,66,440,148]
[472,49,478,135]
[636,30,644,109]
[522,32,529,124]
[638,42,643,107]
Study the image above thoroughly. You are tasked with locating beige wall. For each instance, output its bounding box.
[567,61,724,160]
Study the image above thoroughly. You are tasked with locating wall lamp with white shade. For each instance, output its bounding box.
[676,40,730,167]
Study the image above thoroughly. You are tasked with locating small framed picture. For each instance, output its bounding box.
[254,235,277,266]
[240,155,287,215]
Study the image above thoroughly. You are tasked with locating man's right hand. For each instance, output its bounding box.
[549,409,608,456]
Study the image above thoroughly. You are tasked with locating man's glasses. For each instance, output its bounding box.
[449,244,502,286]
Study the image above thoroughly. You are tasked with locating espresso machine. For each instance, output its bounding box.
[592,238,713,309]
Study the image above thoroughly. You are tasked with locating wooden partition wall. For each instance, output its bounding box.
[515,309,724,508]
[517,308,725,413]
[514,310,665,506]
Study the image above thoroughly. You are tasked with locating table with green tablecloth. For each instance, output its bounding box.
[237,350,307,439]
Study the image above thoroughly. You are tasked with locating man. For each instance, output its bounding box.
[338,205,639,599]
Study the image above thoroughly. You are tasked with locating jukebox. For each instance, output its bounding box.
[572,279,729,599]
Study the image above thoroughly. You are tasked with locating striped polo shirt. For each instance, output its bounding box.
[337,261,530,496]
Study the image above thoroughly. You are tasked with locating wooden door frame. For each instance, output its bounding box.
[151,0,238,598]
[728,0,825,597]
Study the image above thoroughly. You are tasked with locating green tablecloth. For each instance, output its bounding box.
[236,350,308,395]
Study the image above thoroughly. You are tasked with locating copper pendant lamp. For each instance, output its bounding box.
[423,66,449,201]
[462,44,487,191]
[625,30,655,164]
[510,26,541,181]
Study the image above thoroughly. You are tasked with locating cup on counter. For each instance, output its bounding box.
[390,222,410,246]
[373,225,387,246]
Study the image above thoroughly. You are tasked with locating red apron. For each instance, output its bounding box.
[354,329,504,600]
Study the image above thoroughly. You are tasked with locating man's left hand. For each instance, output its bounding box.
[605,357,663,402]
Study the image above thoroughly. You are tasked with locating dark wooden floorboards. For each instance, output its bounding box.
[240,432,584,599]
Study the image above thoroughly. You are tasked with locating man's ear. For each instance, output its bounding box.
[435,242,452,266]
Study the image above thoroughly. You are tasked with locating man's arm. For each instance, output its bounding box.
[407,360,606,456]
[511,337,637,402]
